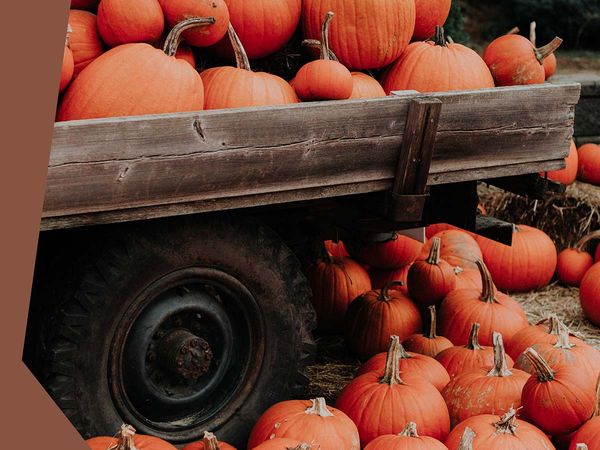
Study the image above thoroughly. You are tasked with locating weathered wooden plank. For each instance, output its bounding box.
[551,74,600,139]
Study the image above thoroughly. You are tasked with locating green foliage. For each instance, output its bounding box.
[444,0,471,45]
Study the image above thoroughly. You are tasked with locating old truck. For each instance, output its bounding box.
[24,81,579,447]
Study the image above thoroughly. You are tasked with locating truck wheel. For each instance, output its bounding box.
[38,215,316,447]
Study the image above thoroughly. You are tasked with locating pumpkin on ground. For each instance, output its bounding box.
[295,12,353,101]
[158,0,230,47]
[356,335,450,391]
[444,409,554,450]
[441,332,529,427]
[369,264,411,295]
[475,225,557,292]
[201,25,299,109]
[541,140,578,185]
[68,9,104,77]
[568,376,600,450]
[435,322,514,378]
[301,0,415,70]
[580,262,600,326]
[347,231,424,269]
[247,397,360,450]
[530,21,557,79]
[349,72,386,99]
[344,282,422,359]
[412,0,451,40]
[182,432,236,450]
[97,0,164,46]
[57,18,210,121]
[482,32,562,86]
[403,305,453,358]
[408,237,456,307]
[557,230,599,286]
[438,260,528,346]
[578,143,600,185]
[86,424,178,450]
[336,335,451,447]
[381,26,494,94]
[60,25,75,93]
[520,348,596,436]
[363,422,448,450]
[420,229,482,271]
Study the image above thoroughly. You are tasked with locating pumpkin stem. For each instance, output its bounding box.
[426,237,442,265]
[534,36,563,64]
[399,422,419,437]
[507,26,520,35]
[379,281,404,301]
[554,321,574,350]
[432,26,448,47]
[202,431,221,450]
[523,347,555,382]
[494,408,519,435]
[227,23,252,71]
[576,445,589,450]
[466,322,483,350]
[476,260,497,304]
[446,35,455,44]
[301,39,339,61]
[457,427,475,450]
[163,17,216,57]
[108,424,139,450]
[305,397,334,417]
[487,332,513,377]
[575,230,600,252]
[320,12,335,61]
[380,335,405,385]
[426,305,438,339]
[529,21,537,46]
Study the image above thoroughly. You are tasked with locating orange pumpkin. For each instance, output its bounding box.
[382,26,494,94]
[86,424,178,450]
[557,230,599,286]
[412,0,451,40]
[301,0,415,70]
[68,9,104,77]
[530,21,557,79]
[97,0,164,47]
[580,262,600,326]
[201,25,299,109]
[60,25,75,93]
[568,377,600,450]
[363,422,448,450]
[158,0,230,47]
[420,229,482,271]
[349,72,386,99]
[344,282,422,360]
[482,33,562,86]
[57,18,210,121]
[182,432,236,450]
[247,397,360,450]
[347,232,424,269]
[542,140,578,185]
[453,266,483,291]
[369,265,411,295]
[441,332,529,427]
[578,143,600,185]
[403,305,453,358]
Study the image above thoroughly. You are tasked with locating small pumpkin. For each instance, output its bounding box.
[577,143,600,185]
[369,265,411,295]
[482,33,562,86]
[86,424,178,450]
[97,0,164,46]
[57,18,211,121]
[295,12,353,101]
[557,230,599,286]
[542,140,578,185]
[201,25,299,109]
[349,72,386,99]
[344,281,422,360]
[435,322,514,378]
[520,348,596,436]
[580,262,600,326]
[247,397,360,450]
[158,0,230,47]
[403,305,453,358]
[381,26,494,94]
[68,9,104,77]
[182,432,236,450]
[363,422,448,450]
[441,332,529,427]
[357,335,450,391]
[530,21,557,79]
[336,335,451,447]
[408,237,456,307]
[568,376,600,450]
[412,0,451,40]
[420,229,482,271]
[347,231,424,269]
[60,25,75,93]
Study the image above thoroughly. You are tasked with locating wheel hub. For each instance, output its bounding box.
[156,329,213,384]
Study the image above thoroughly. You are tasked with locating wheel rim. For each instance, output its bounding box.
[109,267,264,443]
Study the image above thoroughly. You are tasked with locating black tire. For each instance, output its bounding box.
[36,215,316,447]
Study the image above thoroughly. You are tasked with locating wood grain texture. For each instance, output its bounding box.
[42,83,580,230]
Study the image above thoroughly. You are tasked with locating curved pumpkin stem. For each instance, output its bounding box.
[554,321,574,350]
[320,12,335,61]
[379,281,404,301]
[466,322,483,350]
[431,26,449,47]
[301,39,339,62]
[487,332,513,377]
[476,260,497,304]
[202,431,220,450]
[108,424,139,450]
[457,427,475,450]
[426,237,442,265]
[534,36,563,64]
[380,335,405,385]
[575,230,600,252]
[305,397,334,417]
[494,408,519,435]
[227,23,252,71]
[426,305,438,339]
[523,347,555,382]
[163,17,216,57]
[399,422,419,437]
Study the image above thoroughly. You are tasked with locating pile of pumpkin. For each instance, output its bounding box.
[58,0,562,121]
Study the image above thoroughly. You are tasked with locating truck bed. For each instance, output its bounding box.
[42,82,580,231]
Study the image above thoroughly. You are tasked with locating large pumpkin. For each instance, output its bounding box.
[420,229,482,271]
[363,422,448,450]
[301,0,415,70]
[412,0,451,40]
[556,230,597,286]
[475,225,557,292]
[182,432,236,450]
[403,305,453,358]
[158,0,230,47]
[86,424,178,450]
[482,33,562,86]
[336,335,451,447]
[57,18,210,121]
[441,332,529,427]
[577,143,600,185]
[201,25,299,109]
[521,348,596,436]
[344,281,422,359]
[356,335,450,391]
[444,409,554,450]
[306,254,371,332]
[97,0,164,47]
[381,26,494,94]
[580,262,600,326]
[347,231,424,269]
[438,260,528,346]
[247,397,360,450]
[68,9,104,77]
[60,25,75,93]
[542,140,578,185]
